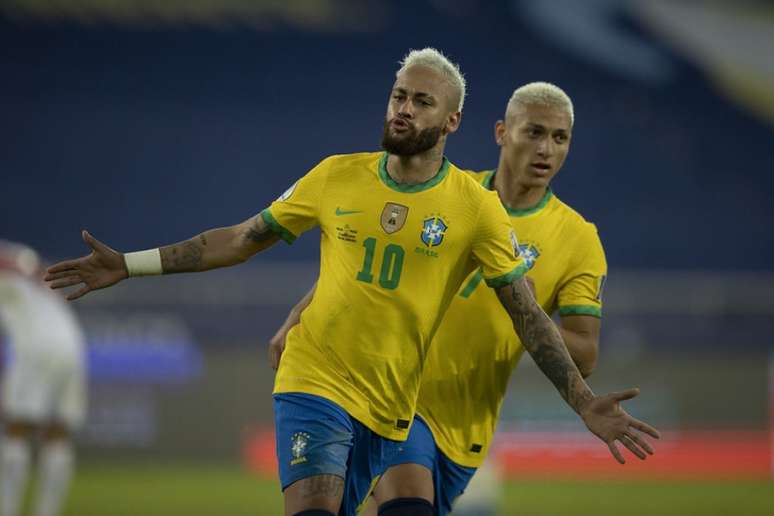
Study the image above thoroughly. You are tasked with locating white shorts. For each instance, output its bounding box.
[2,350,86,430]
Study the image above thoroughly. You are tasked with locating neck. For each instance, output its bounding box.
[493,162,549,210]
[385,147,445,185]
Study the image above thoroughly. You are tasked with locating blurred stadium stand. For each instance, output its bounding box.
[2,0,773,482]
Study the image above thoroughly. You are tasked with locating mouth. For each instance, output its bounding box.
[390,118,412,132]
[530,162,552,175]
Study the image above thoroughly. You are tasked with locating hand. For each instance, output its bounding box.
[44,230,128,300]
[579,388,660,464]
[268,320,293,370]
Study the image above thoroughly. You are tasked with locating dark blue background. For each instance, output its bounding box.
[2,2,772,269]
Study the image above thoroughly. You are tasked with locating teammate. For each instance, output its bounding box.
[0,240,86,516]
[44,49,658,516]
[269,83,623,515]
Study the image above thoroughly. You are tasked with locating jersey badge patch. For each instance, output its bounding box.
[421,216,448,247]
[381,203,409,234]
[277,180,299,202]
[518,243,541,270]
[290,432,310,465]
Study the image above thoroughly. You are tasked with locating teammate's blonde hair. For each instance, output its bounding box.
[507,82,574,126]
[397,48,467,112]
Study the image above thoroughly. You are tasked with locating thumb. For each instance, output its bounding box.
[610,387,640,402]
[82,230,105,253]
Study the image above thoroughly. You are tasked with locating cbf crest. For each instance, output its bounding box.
[290,431,310,466]
[421,216,449,247]
[381,203,409,234]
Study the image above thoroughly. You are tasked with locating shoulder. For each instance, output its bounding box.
[550,193,602,243]
[447,165,494,199]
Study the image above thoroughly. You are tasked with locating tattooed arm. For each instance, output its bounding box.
[159,214,279,273]
[44,214,280,300]
[496,277,661,463]
[496,277,594,413]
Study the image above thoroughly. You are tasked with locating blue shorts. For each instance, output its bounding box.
[273,392,402,515]
[385,415,477,516]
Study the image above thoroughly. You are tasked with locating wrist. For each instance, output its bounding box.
[124,248,162,277]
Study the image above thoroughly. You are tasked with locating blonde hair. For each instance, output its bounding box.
[507,82,574,126]
[397,47,466,112]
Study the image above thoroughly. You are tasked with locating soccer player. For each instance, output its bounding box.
[269,82,636,515]
[0,241,87,516]
[45,49,658,516]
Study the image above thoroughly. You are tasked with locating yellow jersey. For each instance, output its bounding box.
[264,153,527,440]
[417,170,607,467]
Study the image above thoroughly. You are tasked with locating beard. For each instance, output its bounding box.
[381,119,443,156]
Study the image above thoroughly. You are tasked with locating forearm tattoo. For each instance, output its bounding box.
[298,474,343,499]
[243,216,278,247]
[160,240,204,273]
[497,279,593,412]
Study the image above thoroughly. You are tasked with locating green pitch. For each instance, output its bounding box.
[60,463,773,516]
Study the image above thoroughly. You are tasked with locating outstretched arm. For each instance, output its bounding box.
[268,283,317,369]
[45,213,280,300]
[496,277,659,463]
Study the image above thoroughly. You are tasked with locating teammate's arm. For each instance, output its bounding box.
[524,276,599,378]
[559,315,599,378]
[268,283,317,369]
[44,214,280,300]
[495,277,658,463]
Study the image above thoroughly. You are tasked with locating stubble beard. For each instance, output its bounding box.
[381,119,443,157]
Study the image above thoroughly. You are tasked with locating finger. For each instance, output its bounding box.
[628,417,660,439]
[45,270,80,282]
[610,387,640,402]
[50,277,83,289]
[46,259,82,275]
[619,435,646,460]
[607,441,625,464]
[625,431,654,455]
[67,285,91,301]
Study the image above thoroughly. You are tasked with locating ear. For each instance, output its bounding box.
[443,111,462,135]
[494,120,506,146]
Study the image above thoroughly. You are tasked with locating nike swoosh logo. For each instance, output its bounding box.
[335,208,363,216]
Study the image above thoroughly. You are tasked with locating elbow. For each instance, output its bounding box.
[577,348,598,378]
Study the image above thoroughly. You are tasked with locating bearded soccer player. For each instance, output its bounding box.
[269,82,650,515]
[46,49,657,516]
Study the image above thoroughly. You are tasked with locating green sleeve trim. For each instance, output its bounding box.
[558,305,602,318]
[484,263,529,288]
[459,270,484,298]
[260,208,297,244]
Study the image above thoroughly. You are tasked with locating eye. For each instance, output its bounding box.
[554,134,567,144]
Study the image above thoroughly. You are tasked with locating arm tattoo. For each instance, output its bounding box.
[497,278,593,412]
[160,240,204,273]
[243,216,278,247]
[298,474,344,499]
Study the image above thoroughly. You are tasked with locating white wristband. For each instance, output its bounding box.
[124,248,162,277]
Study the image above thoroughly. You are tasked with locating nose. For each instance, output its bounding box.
[536,136,553,158]
[396,99,414,120]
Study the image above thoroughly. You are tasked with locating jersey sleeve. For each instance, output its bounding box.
[260,157,331,244]
[472,191,529,288]
[557,223,607,318]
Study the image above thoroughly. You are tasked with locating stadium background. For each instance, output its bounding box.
[1,0,773,514]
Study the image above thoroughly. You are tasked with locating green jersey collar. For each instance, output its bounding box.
[378,152,450,193]
[483,170,553,217]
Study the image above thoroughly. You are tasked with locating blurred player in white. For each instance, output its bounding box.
[0,240,86,516]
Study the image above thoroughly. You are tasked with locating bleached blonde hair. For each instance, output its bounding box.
[397,47,467,112]
[506,82,574,126]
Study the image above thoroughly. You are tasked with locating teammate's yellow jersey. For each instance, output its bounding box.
[417,170,607,467]
[264,153,527,440]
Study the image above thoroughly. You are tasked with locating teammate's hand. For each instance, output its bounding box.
[268,317,297,370]
[579,388,660,464]
[44,230,128,300]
